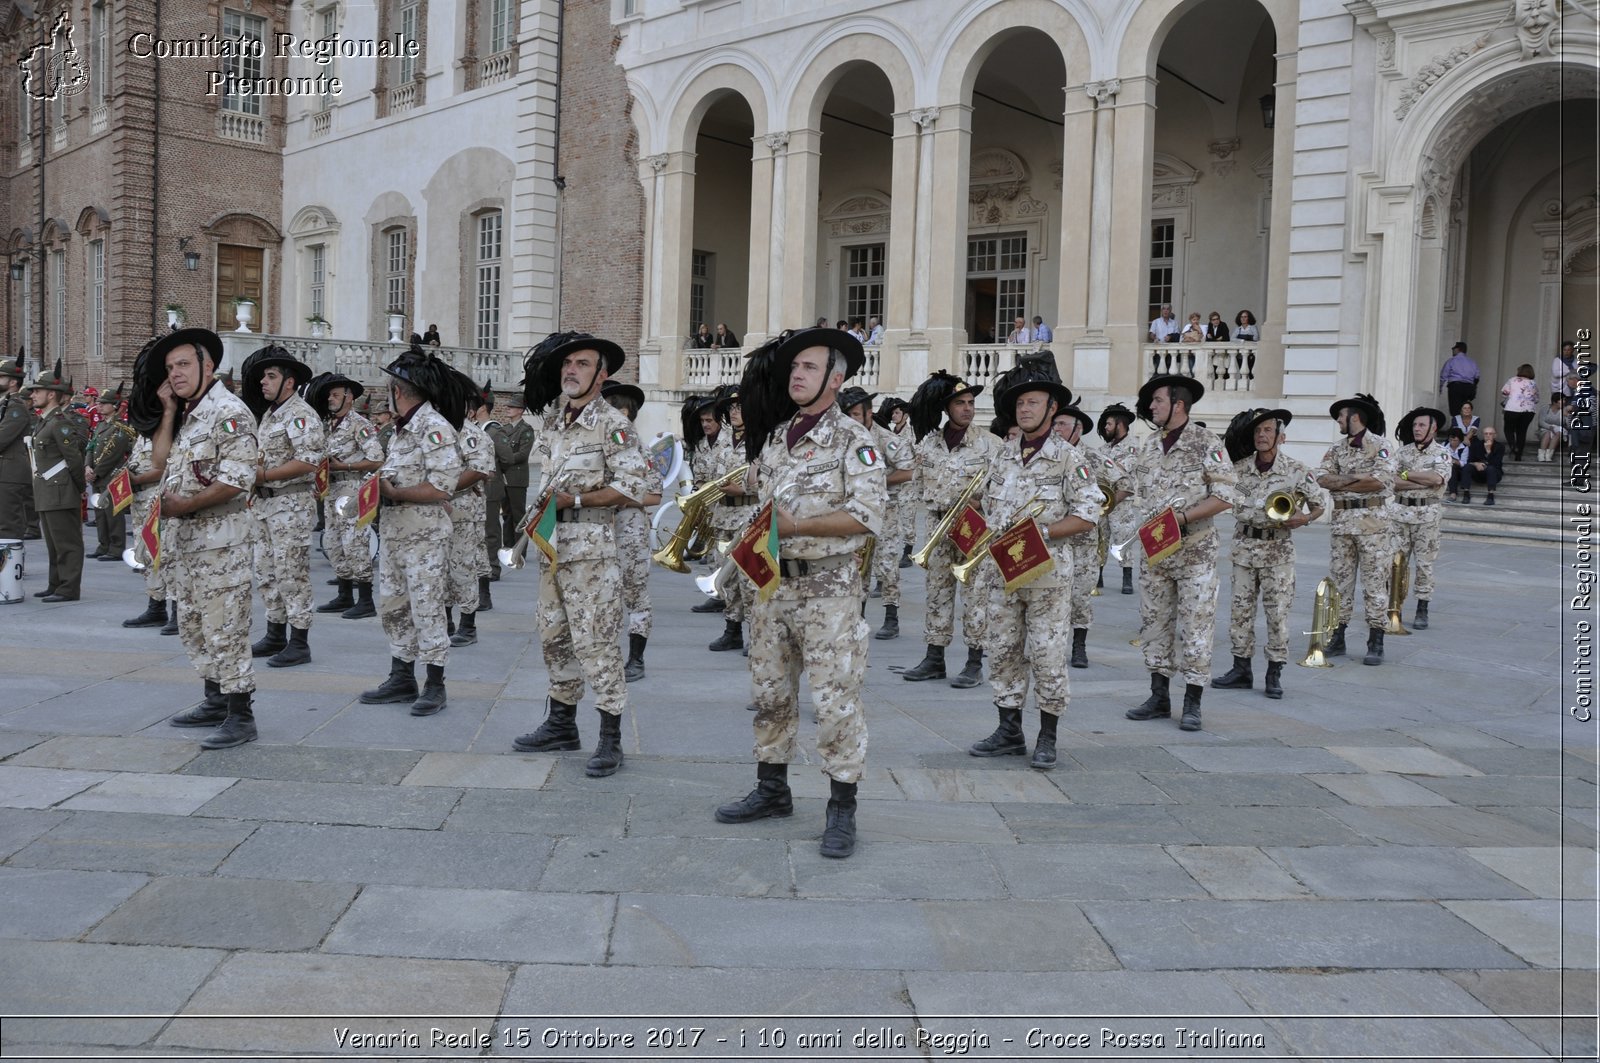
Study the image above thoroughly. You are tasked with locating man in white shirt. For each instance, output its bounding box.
[1006,317,1031,344]
[866,318,884,346]
[1032,316,1053,343]
[1148,305,1180,343]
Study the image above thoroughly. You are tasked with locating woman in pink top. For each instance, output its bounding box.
[1500,363,1539,461]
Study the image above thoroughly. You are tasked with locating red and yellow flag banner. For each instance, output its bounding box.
[988,515,1055,593]
[355,475,381,529]
[314,458,331,500]
[949,503,989,558]
[106,468,133,516]
[1137,506,1183,564]
[139,498,162,574]
[731,501,780,602]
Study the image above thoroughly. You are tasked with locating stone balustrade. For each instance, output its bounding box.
[1144,344,1260,392]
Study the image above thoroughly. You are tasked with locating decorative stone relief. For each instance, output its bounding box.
[909,108,938,131]
[646,153,668,174]
[1208,138,1242,177]
[1375,32,1397,73]
[1514,0,1558,58]
[825,191,892,238]
[967,149,1045,226]
[1395,41,1484,119]
[1085,79,1120,106]
[763,131,790,154]
[1049,160,1062,191]
[1151,152,1201,208]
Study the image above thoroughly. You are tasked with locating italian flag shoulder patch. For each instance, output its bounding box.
[610,428,633,446]
[427,430,445,445]
[292,417,307,430]
[1074,464,1091,480]
[856,445,879,467]
[220,418,239,435]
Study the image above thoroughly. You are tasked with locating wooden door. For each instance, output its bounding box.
[214,245,265,329]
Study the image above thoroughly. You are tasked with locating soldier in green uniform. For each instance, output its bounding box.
[23,362,88,602]
[478,381,506,589]
[0,352,30,564]
[494,393,536,551]
[86,387,134,561]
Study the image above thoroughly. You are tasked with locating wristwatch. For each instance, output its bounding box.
[574,493,583,509]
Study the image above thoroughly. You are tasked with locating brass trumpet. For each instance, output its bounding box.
[652,464,749,573]
[1097,481,1117,518]
[1265,489,1308,523]
[1299,576,1343,668]
[1385,549,1411,636]
[911,468,987,569]
[951,497,1046,583]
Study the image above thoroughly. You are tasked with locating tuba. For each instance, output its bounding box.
[1264,490,1308,523]
[651,464,749,573]
[1299,576,1343,668]
[1385,549,1411,636]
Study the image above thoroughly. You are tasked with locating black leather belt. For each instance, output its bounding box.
[777,555,852,578]
[1396,496,1441,507]
[256,482,313,499]
[1237,525,1288,541]
[556,507,611,524]
[1333,497,1384,510]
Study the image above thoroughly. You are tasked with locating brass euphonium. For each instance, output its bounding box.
[1097,480,1117,518]
[1299,576,1343,668]
[651,464,749,573]
[911,468,987,569]
[1385,549,1412,636]
[1265,489,1309,522]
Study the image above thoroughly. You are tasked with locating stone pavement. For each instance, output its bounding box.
[0,520,1594,1060]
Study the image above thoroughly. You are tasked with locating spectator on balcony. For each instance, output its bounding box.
[1234,310,1259,342]
[423,324,441,347]
[866,317,885,345]
[1007,316,1032,344]
[1438,341,1480,416]
[1180,312,1204,343]
[1539,394,1568,461]
[848,320,867,343]
[1553,341,1579,398]
[1031,316,1053,343]
[1499,363,1539,461]
[1148,305,1180,343]
[713,323,740,349]
[1464,426,1505,505]
[816,316,830,328]
[1452,401,1481,445]
[692,324,714,349]
[1203,311,1229,342]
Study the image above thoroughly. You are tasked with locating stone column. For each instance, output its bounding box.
[924,102,973,375]
[1259,51,1297,399]
[778,128,822,328]
[883,108,938,390]
[1104,75,1157,398]
[649,150,695,390]
[637,153,668,388]
[1066,79,1120,395]
[743,135,779,348]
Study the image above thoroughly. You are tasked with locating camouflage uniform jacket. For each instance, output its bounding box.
[535,397,653,563]
[872,422,915,483]
[453,418,498,521]
[30,405,88,511]
[983,432,1103,590]
[325,411,383,485]
[1317,432,1397,536]
[1230,453,1325,567]
[689,435,723,489]
[1393,441,1451,525]
[1129,420,1240,572]
[258,393,326,489]
[710,429,756,535]
[754,405,886,569]
[126,434,162,498]
[916,424,998,515]
[165,380,260,550]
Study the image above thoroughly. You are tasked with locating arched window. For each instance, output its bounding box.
[473,210,502,349]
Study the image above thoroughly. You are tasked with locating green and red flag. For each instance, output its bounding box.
[524,491,559,565]
[731,501,780,602]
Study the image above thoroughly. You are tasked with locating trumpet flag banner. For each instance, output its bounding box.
[139,498,162,574]
[949,503,989,558]
[988,515,1055,593]
[314,458,330,500]
[355,475,380,529]
[525,491,559,565]
[731,501,781,602]
[106,468,133,516]
[1137,506,1183,564]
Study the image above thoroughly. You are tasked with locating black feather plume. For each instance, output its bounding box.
[873,396,907,430]
[1356,392,1385,437]
[521,331,581,415]
[908,371,963,442]
[1224,409,1259,464]
[737,333,797,463]
[680,395,707,453]
[127,335,172,438]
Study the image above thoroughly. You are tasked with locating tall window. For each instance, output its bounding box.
[318,6,338,111]
[309,244,326,320]
[91,2,109,96]
[690,250,711,333]
[17,72,30,140]
[16,261,29,357]
[396,0,419,83]
[221,9,267,114]
[844,244,885,325]
[384,228,408,314]
[88,240,105,363]
[489,0,515,53]
[966,233,1028,340]
[1147,219,1175,323]
[49,250,65,362]
[474,212,502,349]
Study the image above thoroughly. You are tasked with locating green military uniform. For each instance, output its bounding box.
[88,412,134,558]
[24,372,88,600]
[0,355,30,542]
[495,407,536,547]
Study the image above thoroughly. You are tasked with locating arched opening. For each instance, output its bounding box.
[688,91,754,349]
[814,63,894,334]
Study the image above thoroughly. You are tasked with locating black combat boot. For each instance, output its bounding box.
[819,778,858,859]
[874,604,899,641]
[1070,628,1089,669]
[1326,623,1347,657]
[950,647,984,689]
[1126,672,1172,720]
[360,657,418,704]
[1364,627,1385,666]
[1121,567,1134,594]
[514,698,581,751]
[316,579,353,613]
[477,576,493,612]
[450,611,477,647]
[585,710,623,777]
[268,626,311,668]
[446,609,456,637]
[714,761,793,823]
[123,597,167,628]
[969,706,1026,757]
[708,620,743,652]
[900,644,945,681]
[1413,599,1430,630]
[411,664,447,716]
[625,634,647,682]
[160,601,179,636]
[170,680,227,727]
[1179,684,1204,731]
[1263,661,1284,700]
[1211,655,1253,689]
[691,595,725,613]
[342,582,376,619]
[899,544,912,569]
[250,621,287,658]
[1096,568,1104,590]
[1031,712,1059,770]
[200,692,257,749]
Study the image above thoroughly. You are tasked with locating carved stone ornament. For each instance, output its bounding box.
[1514,0,1558,59]
[1395,40,1484,120]
[1375,32,1397,73]
[1150,152,1201,208]
[1085,79,1121,106]
[967,149,1046,225]
[646,153,668,174]
[909,108,938,131]
[764,131,790,154]
[1208,137,1242,177]
[825,192,892,238]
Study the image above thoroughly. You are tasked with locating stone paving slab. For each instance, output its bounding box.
[0,806,67,860]
[1262,844,1535,900]
[1447,969,1600,1059]
[1081,900,1526,970]
[0,941,227,1048]
[987,842,1207,901]
[1163,845,1316,900]
[158,951,510,1053]
[399,750,556,789]
[1058,745,1199,773]
[995,802,1197,845]
[86,876,357,951]
[1144,771,1345,806]
[1329,804,1572,847]
[1466,846,1599,899]
[1222,969,1550,1058]
[0,866,148,940]
[1304,770,1457,806]
[8,810,256,875]
[442,786,631,837]
[1414,773,1587,807]
[322,884,613,964]
[1165,804,1368,847]
[1442,899,1600,969]
[194,777,463,830]
[789,839,1004,900]
[1042,769,1177,804]
[0,765,109,809]
[300,696,497,753]
[217,822,549,889]
[6,735,201,774]
[58,772,238,816]
[0,730,53,759]
[1,681,192,737]
[1443,746,1591,775]
[886,766,1067,803]
[179,744,424,785]
[1164,745,1359,774]
[538,836,793,898]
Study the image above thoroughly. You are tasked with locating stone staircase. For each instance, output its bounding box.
[1441,451,1587,544]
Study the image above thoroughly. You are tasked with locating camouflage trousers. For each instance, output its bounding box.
[714,507,756,624]
[923,534,989,648]
[989,563,1075,718]
[1229,560,1295,662]
[1067,532,1098,630]
[538,553,627,716]
[616,506,653,638]
[130,491,166,601]
[1393,515,1442,600]
[446,504,487,614]
[324,481,374,583]
[168,534,254,695]
[1331,529,1392,631]
[254,493,315,629]
[749,577,868,783]
[1139,560,1221,688]
[378,504,453,667]
[869,492,909,606]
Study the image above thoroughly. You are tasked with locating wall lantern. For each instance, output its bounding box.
[178,237,201,271]
[8,262,23,281]
[1259,93,1276,130]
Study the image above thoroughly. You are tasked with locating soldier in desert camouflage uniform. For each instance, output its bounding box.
[1123,374,1240,732]
[1052,403,1127,669]
[1316,394,1397,666]
[1096,403,1139,595]
[1392,406,1451,632]
[310,373,384,620]
[685,392,727,617]
[446,380,499,648]
[1211,408,1326,700]
[241,348,325,669]
[512,333,653,778]
[704,385,755,653]
[869,397,915,619]
[838,386,914,639]
[148,329,263,749]
[968,366,1100,769]
[601,380,662,681]
[359,347,465,717]
[714,328,886,860]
